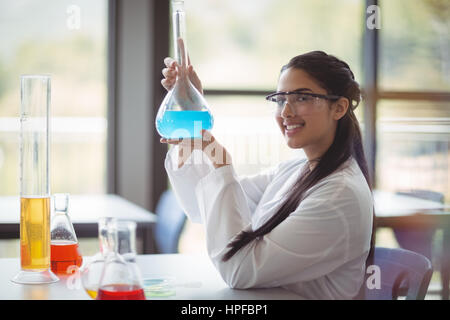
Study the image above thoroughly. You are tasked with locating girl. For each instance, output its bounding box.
[160,51,374,300]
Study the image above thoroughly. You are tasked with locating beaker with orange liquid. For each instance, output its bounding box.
[12,75,59,284]
[50,193,83,275]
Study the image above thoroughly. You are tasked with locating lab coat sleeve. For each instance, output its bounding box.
[196,166,361,289]
[164,145,214,223]
[165,146,280,224]
[238,166,278,214]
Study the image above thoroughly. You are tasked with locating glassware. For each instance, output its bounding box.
[116,220,137,262]
[96,219,145,300]
[81,217,115,299]
[11,75,59,284]
[143,276,176,298]
[155,0,213,139]
[50,193,83,275]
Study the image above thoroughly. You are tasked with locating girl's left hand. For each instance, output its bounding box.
[160,130,232,169]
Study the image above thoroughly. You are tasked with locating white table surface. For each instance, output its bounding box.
[372,190,449,217]
[0,194,156,224]
[0,254,303,300]
[1,192,446,222]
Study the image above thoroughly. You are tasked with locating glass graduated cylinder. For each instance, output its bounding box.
[12,75,58,284]
[20,197,51,270]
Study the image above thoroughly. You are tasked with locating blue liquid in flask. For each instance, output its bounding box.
[156,110,213,139]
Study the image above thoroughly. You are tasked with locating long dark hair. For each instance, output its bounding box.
[222,51,376,270]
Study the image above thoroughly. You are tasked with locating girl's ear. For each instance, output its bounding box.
[332,97,349,121]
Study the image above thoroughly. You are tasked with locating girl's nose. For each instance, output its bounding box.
[280,101,296,118]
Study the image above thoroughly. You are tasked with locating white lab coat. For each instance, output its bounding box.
[165,146,373,300]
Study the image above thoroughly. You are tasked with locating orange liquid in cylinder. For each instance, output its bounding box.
[20,197,51,270]
[50,240,83,274]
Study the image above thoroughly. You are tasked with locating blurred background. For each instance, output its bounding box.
[0,0,449,298]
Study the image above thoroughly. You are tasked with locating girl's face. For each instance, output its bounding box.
[275,68,344,155]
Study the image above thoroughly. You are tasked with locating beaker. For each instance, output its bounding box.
[96,219,145,300]
[155,0,214,139]
[81,217,115,299]
[116,220,137,261]
[11,75,59,284]
[50,193,83,275]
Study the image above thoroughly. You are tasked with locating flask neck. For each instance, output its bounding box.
[100,236,111,257]
[104,221,137,258]
[172,1,188,68]
[98,217,115,256]
[54,210,67,216]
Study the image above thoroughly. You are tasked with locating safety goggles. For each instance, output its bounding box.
[265,89,341,115]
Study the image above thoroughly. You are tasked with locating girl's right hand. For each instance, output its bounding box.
[160,130,232,169]
[161,54,203,94]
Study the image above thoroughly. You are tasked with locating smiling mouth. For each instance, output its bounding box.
[285,124,304,130]
[283,122,305,137]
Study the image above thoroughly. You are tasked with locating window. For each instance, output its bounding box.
[380,0,450,91]
[183,0,364,176]
[0,0,108,195]
[378,0,450,202]
[377,100,449,198]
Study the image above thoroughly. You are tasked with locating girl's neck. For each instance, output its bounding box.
[303,145,327,171]
[307,157,321,171]
[303,128,336,170]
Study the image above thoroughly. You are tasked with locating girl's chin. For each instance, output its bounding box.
[285,136,305,149]
[279,127,306,149]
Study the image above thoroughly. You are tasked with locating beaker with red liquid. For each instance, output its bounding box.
[50,194,82,275]
[97,220,145,300]
[97,284,146,300]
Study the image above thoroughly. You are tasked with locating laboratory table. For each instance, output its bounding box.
[0,194,157,253]
[0,254,303,300]
[373,190,450,228]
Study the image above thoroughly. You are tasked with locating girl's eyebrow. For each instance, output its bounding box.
[291,88,313,93]
[275,88,314,94]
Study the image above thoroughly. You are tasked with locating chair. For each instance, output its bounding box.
[392,189,446,298]
[393,189,444,260]
[363,247,433,300]
[154,190,187,254]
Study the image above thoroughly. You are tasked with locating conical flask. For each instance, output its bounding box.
[50,193,83,275]
[96,219,146,300]
[81,217,115,299]
[155,0,213,139]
